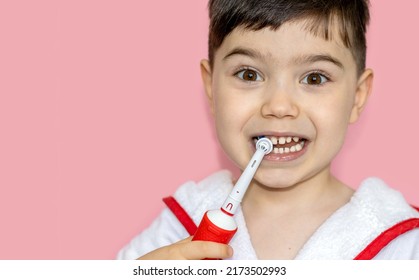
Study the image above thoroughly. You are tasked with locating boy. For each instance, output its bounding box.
[118,0,419,259]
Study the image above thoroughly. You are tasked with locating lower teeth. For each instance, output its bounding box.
[272,141,304,154]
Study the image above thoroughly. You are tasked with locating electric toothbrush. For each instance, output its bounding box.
[192,137,273,244]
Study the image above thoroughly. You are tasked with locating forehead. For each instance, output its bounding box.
[214,20,356,70]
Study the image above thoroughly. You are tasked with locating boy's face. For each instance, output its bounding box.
[201,20,373,188]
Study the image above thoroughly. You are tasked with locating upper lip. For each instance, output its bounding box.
[251,131,310,140]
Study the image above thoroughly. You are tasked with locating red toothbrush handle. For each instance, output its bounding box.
[192,211,237,244]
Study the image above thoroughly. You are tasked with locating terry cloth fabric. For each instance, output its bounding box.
[116,170,419,260]
[294,177,419,259]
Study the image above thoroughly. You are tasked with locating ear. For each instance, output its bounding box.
[349,68,374,123]
[200,59,214,115]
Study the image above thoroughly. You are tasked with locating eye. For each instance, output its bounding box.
[301,72,329,85]
[235,68,263,82]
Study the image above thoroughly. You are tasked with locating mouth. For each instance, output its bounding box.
[252,135,308,155]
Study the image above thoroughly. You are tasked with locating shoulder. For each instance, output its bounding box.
[355,177,419,259]
[116,206,187,259]
[374,228,419,259]
[172,170,234,225]
[354,177,419,218]
[116,170,234,259]
[295,177,418,259]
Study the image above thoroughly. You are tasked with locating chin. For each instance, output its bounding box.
[254,171,301,189]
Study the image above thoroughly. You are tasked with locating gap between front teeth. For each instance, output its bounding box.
[253,136,306,154]
[270,136,300,144]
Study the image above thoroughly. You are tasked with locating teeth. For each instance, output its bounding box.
[271,136,278,145]
[255,136,307,154]
[270,140,306,154]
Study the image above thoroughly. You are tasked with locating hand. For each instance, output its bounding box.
[137,236,233,260]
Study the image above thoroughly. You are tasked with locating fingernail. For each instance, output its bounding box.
[227,246,233,257]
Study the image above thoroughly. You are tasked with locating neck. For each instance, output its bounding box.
[241,167,353,214]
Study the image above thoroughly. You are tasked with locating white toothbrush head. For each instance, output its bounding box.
[256,137,273,154]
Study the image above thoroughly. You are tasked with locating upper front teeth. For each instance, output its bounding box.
[255,136,305,154]
[270,136,301,144]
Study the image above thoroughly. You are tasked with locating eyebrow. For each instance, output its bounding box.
[292,54,344,69]
[223,47,266,62]
[223,47,344,69]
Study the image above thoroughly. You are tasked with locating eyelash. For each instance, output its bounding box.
[233,67,332,86]
[301,70,332,86]
[233,67,263,82]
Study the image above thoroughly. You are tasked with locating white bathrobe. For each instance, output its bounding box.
[117,170,419,260]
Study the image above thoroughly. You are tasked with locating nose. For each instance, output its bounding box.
[261,84,299,119]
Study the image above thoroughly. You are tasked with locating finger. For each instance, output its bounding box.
[181,240,233,260]
[176,236,193,244]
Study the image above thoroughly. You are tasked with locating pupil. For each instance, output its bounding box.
[244,70,256,81]
[308,73,321,84]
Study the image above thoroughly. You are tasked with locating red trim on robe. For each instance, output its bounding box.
[354,217,419,260]
[163,196,197,236]
[164,196,419,259]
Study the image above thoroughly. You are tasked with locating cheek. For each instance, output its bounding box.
[318,99,351,154]
[211,88,241,150]
[213,94,236,133]
[212,85,255,131]
[211,85,258,168]
[212,101,249,171]
[315,86,355,123]
[312,93,354,150]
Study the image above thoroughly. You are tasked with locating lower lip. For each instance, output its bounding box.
[255,141,310,162]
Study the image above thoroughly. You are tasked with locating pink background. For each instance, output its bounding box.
[0,0,418,259]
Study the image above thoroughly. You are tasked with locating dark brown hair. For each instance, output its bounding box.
[208,0,370,75]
